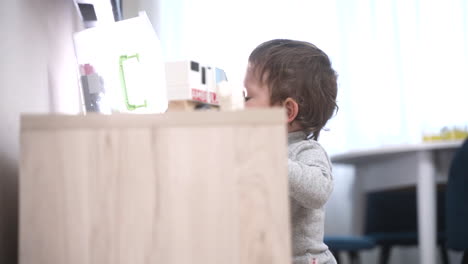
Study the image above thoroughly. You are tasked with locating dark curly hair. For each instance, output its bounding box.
[248,39,338,140]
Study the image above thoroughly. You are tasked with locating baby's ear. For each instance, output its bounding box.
[283,98,299,123]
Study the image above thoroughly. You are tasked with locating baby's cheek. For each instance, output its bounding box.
[245,99,260,108]
[245,97,272,108]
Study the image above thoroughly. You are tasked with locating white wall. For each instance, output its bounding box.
[122,0,193,62]
[0,0,82,262]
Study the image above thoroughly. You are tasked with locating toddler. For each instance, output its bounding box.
[244,39,338,264]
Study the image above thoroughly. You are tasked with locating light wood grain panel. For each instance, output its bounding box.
[21,108,285,130]
[20,111,290,264]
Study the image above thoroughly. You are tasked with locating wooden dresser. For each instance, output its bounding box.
[20,109,291,264]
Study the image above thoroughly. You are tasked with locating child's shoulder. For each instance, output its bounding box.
[288,138,326,154]
[288,133,329,157]
[289,139,332,170]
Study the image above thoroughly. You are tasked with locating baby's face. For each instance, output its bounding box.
[243,66,271,108]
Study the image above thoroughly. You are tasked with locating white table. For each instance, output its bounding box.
[331,141,463,264]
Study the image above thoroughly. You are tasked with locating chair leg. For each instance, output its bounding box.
[331,250,341,264]
[462,250,468,264]
[439,246,449,264]
[379,246,392,264]
[349,251,360,264]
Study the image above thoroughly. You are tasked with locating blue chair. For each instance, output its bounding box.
[325,186,448,264]
[364,186,448,264]
[446,138,468,263]
[325,236,375,264]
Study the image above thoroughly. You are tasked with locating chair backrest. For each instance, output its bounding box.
[364,185,446,236]
[446,139,468,251]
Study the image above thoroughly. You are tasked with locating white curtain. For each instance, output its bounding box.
[151,0,468,154]
[145,2,468,261]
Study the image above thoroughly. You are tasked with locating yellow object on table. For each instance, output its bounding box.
[423,126,468,142]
